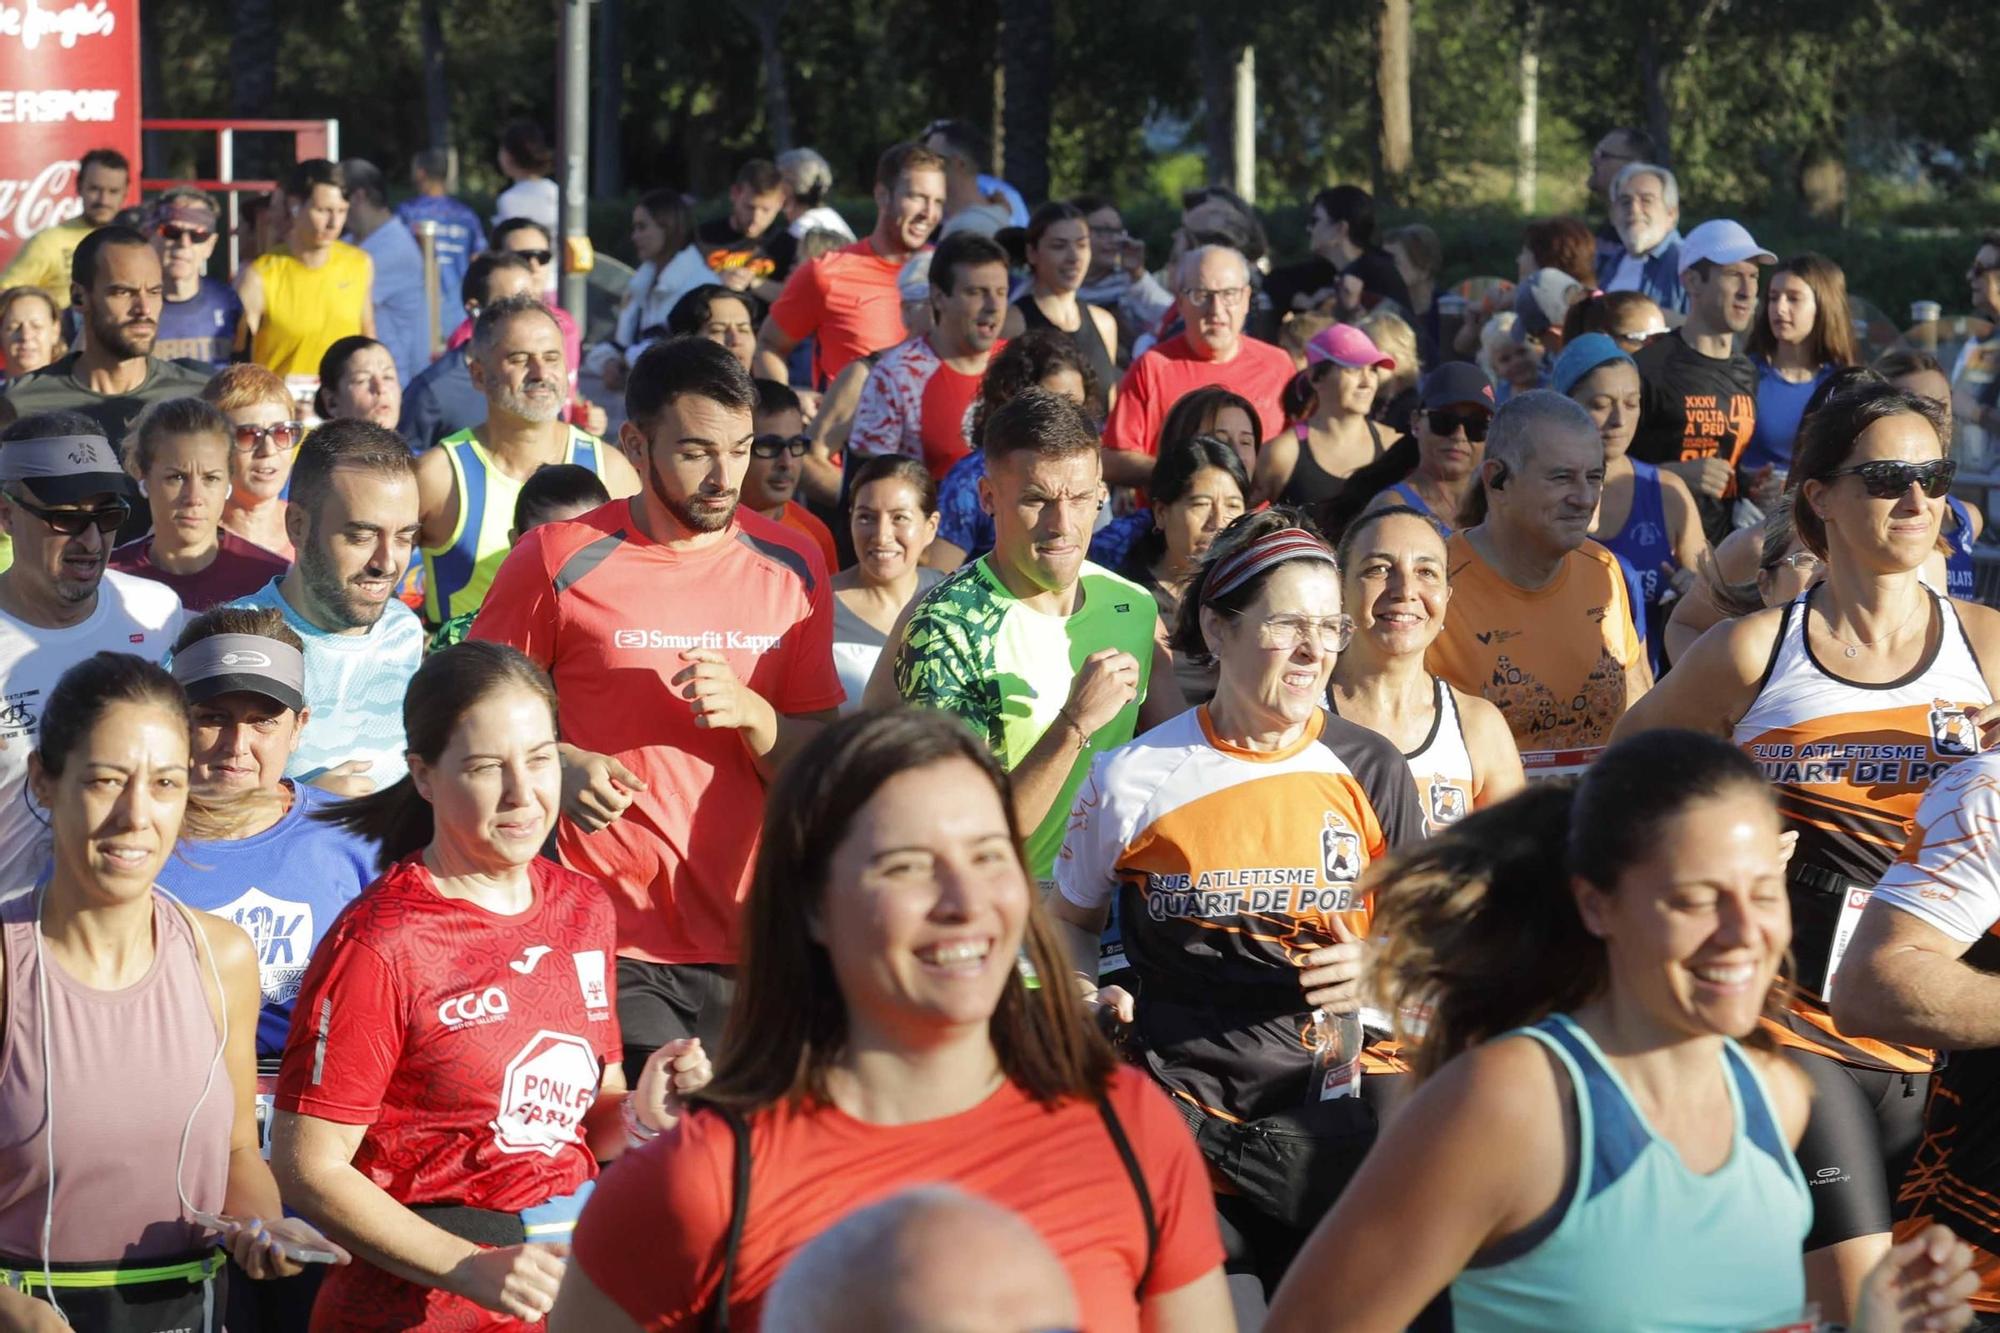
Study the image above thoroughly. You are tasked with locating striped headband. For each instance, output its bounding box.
[1201,528,1337,605]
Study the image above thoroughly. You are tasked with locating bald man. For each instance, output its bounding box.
[761,1187,1081,1333]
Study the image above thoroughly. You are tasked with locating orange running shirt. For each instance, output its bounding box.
[765,239,909,387]
[571,1068,1224,1333]
[1734,588,1989,1072]
[1426,533,1644,760]
[469,501,843,965]
[773,500,837,574]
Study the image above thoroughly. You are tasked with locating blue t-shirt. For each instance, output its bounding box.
[936,450,994,558]
[155,277,243,371]
[1744,361,1832,475]
[157,784,379,1057]
[232,577,427,787]
[358,216,432,385]
[395,194,487,329]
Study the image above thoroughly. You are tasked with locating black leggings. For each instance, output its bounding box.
[1791,1050,1928,1250]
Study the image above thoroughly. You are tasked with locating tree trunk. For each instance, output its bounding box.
[1515,2,1539,212]
[1374,0,1411,204]
[594,0,625,195]
[419,0,450,151]
[1639,24,1673,167]
[999,0,1055,203]
[755,1,794,153]
[1194,11,1235,187]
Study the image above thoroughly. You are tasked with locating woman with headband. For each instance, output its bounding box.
[0,653,345,1331]
[1054,508,1424,1320]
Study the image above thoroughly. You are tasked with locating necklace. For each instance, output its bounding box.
[1817,592,1928,659]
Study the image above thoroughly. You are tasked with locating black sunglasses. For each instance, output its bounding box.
[1830,458,1957,499]
[158,225,214,245]
[231,421,304,453]
[8,491,130,536]
[510,248,554,267]
[1425,408,1490,442]
[752,433,810,459]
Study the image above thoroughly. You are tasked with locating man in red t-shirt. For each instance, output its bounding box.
[754,142,945,389]
[848,230,1010,481]
[1101,244,1295,488]
[471,338,843,1079]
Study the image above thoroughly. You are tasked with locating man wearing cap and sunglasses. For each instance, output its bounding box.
[150,187,244,373]
[0,412,184,870]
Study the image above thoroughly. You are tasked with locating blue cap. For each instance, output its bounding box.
[1553,333,1635,397]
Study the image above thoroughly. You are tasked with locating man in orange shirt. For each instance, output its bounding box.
[754,142,945,389]
[748,377,838,570]
[1427,390,1651,770]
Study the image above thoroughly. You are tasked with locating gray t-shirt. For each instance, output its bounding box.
[2,352,214,447]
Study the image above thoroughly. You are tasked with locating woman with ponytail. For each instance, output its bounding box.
[1252,324,1401,508]
[270,642,708,1331]
[1266,731,1976,1333]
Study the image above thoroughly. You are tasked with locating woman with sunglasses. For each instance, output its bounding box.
[1615,380,2000,1323]
[1054,508,1423,1321]
[204,364,304,561]
[1318,362,1497,544]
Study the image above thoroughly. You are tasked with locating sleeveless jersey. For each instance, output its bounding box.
[421,426,608,624]
[247,242,372,378]
[1872,753,2000,1309]
[1947,495,1977,604]
[1449,1015,1810,1333]
[1734,587,1991,1071]
[1385,481,1447,533]
[1015,295,1117,411]
[1599,460,1674,673]
[1402,677,1477,835]
[1056,706,1422,1122]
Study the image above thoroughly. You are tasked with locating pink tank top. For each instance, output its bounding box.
[0,887,232,1261]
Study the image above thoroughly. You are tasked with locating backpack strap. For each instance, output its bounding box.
[703,1106,753,1333]
[1096,1095,1158,1299]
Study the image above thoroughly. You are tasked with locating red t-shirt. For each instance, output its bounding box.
[108,529,290,612]
[572,1068,1223,1333]
[1101,332,1296,458]
[766,239,909,387]
[774,501,838,574]
[846,335,1003,481]
[275,854,620,1331]
[469,501,843,964]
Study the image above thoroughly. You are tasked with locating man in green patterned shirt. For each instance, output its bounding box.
[867,388,1182,878]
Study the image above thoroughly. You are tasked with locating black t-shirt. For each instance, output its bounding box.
[1265,249,1414,323]
[695,216,792,286]
[1630,333,1758,545]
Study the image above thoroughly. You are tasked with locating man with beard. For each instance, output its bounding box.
[848,231,1010,482]
[472,336,842,1078]
[414,293,638,627]
[230,419,423,797]
[148,188,242,371]
[1585,127,1657,271]
[1630,219,1774,545]
[0,147,128,307]
[754,142,945,388]
[0,411,183,868]
[0,226,211,442]
[1597,162,1688,315]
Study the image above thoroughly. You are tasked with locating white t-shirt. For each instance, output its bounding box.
[494,177,560,234]
[0,570,184,875]
[1873,750,2000,943]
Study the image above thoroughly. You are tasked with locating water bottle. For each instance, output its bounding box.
[1306,1006,1363,1104]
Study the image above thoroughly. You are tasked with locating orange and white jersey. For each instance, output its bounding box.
[1735,587,1990,1071]
[1402,677,1476,835]
[1057,705,1422,1122]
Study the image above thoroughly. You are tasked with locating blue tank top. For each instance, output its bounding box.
[1385,481,1448,534]
[1946,495,1977,604]
[1601,461,1674,672]
[1449,1015,1810,1333]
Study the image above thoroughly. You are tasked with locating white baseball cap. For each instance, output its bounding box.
[1677,219,1777,274]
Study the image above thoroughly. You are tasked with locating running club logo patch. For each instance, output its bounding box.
[1427,779,1468,829]
[494,1030,601,1156]
[572,950,610,1017]
[1320,812,1362,883]
[1929,701,1981,758]
[215,886,314,1006]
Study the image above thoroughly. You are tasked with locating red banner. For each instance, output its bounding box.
[0,0,141,270]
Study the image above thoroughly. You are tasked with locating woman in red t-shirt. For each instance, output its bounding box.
[271,642,710,1331]
[550,708,1230,1333]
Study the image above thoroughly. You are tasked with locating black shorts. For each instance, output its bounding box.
[1792,1049,1929,1250]
[615,958,737,1084]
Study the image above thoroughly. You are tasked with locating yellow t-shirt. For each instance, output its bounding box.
[1426,531,1643,759]
[247,242,371,377]
[0,219,90,307]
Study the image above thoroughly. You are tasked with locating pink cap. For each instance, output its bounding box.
[1305,323,1395,372]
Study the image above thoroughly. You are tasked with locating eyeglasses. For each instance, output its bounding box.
[752,433,810,459]
[1768,550,1824,575]
[1224,610,1355,654]
[231,421,304,454]
[1181,285,1250,309]
[1425,409,1490,442]
[6,490,130,536]
[158,225,213,245]
[509,248,554,267]
[1829,458,1957,499]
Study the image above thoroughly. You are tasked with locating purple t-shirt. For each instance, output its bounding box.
[109,529,289,612]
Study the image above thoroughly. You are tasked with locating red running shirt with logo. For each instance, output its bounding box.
[470,501,842,965]
[275,854,621,1330]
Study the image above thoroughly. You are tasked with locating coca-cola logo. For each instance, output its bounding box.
[0,0,117,51]
[0,160,81,244]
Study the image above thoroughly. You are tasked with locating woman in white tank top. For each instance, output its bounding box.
[1328,504,1524,833]
[1616,381,2000,1322]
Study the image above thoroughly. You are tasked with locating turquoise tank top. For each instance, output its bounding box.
[1449,1014,1811,1333]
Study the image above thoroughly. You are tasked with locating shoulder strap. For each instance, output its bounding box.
[704,1106,753,1333]
[1096,1095,1158,1300]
